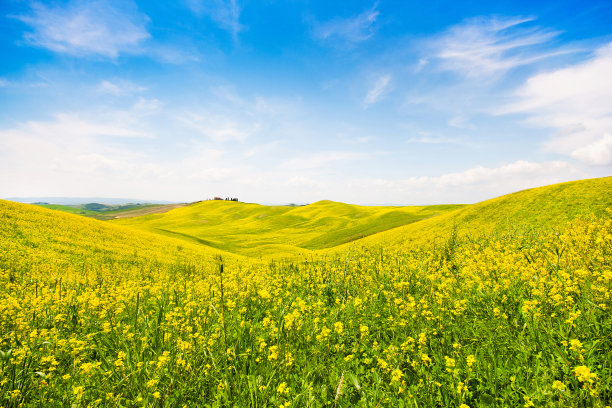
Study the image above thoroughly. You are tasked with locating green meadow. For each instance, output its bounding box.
[0,177,611,407]
[111,200,464,257]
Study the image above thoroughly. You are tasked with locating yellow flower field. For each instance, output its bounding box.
[1,178,611,407]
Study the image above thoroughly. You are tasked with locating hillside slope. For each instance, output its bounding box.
[332,176,612,252]
[0,199,239,280]
[111,200,463,256]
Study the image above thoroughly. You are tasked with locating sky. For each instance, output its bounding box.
[0,0,611,205]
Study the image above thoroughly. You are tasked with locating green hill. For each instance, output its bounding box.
[1,178,611,407]
[333,176,612,252]
[111,200,464,256]
[0,199,237,280]
[35,202,186,220]
[110,177,611,257]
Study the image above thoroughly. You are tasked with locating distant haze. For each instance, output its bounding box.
[5,197,177,205]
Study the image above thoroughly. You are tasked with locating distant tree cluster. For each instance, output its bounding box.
[211,197,239,201]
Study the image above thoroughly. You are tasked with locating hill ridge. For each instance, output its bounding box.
[110,177,611,257]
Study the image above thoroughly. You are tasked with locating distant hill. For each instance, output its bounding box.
[0,199,237,279]
[111,200,464,256]
[4,197,176,205]
[330,176,612,252]
[33,202,187,220]
[112,177,611,257]
[7,177,609,259]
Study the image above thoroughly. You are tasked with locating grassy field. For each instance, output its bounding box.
[331,177,612,253]
[112,200,464,257]
[0,177,611,407]
[35,203,186,221]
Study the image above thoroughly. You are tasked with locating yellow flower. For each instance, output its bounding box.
[444,356,456,368]
[574,366,598,383]
[73,386,84,400]
[277,382,289,395]
[552,380,566,391]
[569,339,583,353]
[457,381,467,394]
[268,345,279,361]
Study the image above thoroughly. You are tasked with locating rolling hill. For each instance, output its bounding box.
[333,176,612,252]
[110,177,611,257]
[1,178,610,407]
[0,199,238,281]
[111,200,464,256]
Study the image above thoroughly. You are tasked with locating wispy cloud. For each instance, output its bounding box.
[311,3,379,47]
[176,112,254,143]
[429,16,564,78]
[0,111,159,196]
[15,0,150,58]
[405,135,472,146]
[281,151,369,170]
[356,160,576,204]
[363,74,392,106]
[185,0,244,40]
[501,42,612,166]
[1,112,149,141]
[405,160,573,187]
[97,80,147,95]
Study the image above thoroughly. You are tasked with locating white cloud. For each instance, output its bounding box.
[413,160,573,187]
[429,16,564,78]
[0,112,166,198]
[405,135,471,146]
[176,112,253,142]
[501,42,612,165]
[364,74,392,106]
[572,134,612,166]
[3,113,148,141]
[414,58,429,72]
[448,114,476,129]
[244,141,283,158]
[186,0,243,40]
[311,4,379,46]
[281,151,369,170]
[98,80,147,95]
[16,0,150,58]
[133,97,162,112]
[353,160,578,204]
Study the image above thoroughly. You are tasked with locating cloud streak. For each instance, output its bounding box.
[311,4,379,47]
[354,160,577,204]
[501,42,612,165]
[16,0,150,58]
[186,0,244,40]
[364,74,392,106]
[428,16,563,78]
[281,151,369,170]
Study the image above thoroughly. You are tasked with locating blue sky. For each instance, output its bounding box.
[1,0,611,204]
